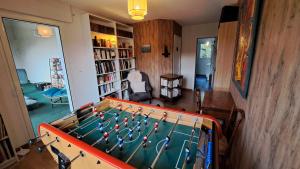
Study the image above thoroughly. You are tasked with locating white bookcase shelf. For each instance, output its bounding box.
[89,15,135,101]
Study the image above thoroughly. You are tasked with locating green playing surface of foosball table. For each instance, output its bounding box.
[70,107,207,169]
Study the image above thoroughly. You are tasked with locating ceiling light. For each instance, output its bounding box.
[128,0,147,20]
[36,25,53,38]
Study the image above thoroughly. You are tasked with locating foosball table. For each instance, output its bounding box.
[33,97,222,169]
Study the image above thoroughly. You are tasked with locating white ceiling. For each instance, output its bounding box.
[61,0,238,25]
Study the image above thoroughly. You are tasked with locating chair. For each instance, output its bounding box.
[128,71,152,103]
[218,107,245,168]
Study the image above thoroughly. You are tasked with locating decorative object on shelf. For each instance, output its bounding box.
[50,58,64,88]
[160,74,183,102]
[36,24,53,38]
[162,45,170,57]
[232,0,262,98]
[128,0,148,20]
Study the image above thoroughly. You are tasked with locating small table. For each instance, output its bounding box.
[202,90,235,127]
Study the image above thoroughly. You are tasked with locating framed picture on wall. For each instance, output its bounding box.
[232,0,262,98]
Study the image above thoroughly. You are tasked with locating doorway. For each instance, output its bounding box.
[2,18,72,136]
[194,37,216,91]
[173,34,182,75]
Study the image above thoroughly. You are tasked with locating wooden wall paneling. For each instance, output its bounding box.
[134,20,159,97]
[134,20,180,97]
[214,21,238,91]
[229,0,300,169]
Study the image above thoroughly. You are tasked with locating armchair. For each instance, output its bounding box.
[128,71,152,103]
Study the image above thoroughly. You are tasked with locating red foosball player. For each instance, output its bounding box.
[99,112,105,121]
[154,122,159,133]
[92,107,98,113]
[163,112,167,122]
[104,132,109,144]
[115,124,120,134]
[132,113,136,121]
[142,136,148,148]
[124,117,128,127]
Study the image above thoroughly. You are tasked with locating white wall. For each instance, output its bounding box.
[181,23,218,89]
[0,0,99,147]
[5,20,63,83]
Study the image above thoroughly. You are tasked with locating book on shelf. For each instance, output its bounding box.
[98,83,116,96]
[96,61,116,74]
[119,60,133,70]
[120,71,129,80]
[94,48,116,60]
[118,49,133,58]
[98,73,117,84]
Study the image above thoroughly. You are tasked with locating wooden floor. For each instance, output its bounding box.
[8,144,56,169]
[7,89,198,169]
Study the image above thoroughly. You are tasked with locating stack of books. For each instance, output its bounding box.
[96,61,116,74]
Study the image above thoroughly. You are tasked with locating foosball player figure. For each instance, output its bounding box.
[124,117,128,127]
[99,112,105,121]
[132,112,136,122]
[142,136,148,148]
[115,124,120,134]
[137,121,141,132]
[163,112,167,122]
[144,114,149,126]
[92,107,97,113]
[164,136,170,150]
[154,122,159,133]
[128,128,133,140]
[114,113,120,123]
[98,122,104,133]
[104,132,109,144]
[185,147,191,163]
[118,137,124,151]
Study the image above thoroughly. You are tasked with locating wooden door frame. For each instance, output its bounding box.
[193,37,217,90]
[0,9,74,145]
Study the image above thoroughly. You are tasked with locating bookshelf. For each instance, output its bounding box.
[0,114,17,169]
[89,15,135,101]
[49,58,64,88]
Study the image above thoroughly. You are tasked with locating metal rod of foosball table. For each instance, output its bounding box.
[28,132,49,145]
[70,151,85,163]
[125,114,165,163]
[91,108,143,146]
[182,120,199,169]
[106,112,151,154]
[90,116,129,146]
[150,116,180,169]
[67,105,122,135]
[78,106,132,139]
[37,137,59,152]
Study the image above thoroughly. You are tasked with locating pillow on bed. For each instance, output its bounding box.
[53,88,67,97]
[42,87,60,97]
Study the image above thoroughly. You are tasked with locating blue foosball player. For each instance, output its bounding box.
[144,114,149,125]
[97,122,104,133]
[128,128,133,140]
[118,137,124,151]
[137,121,141,132]
[164,136,170,150]
[185,147,191,162]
